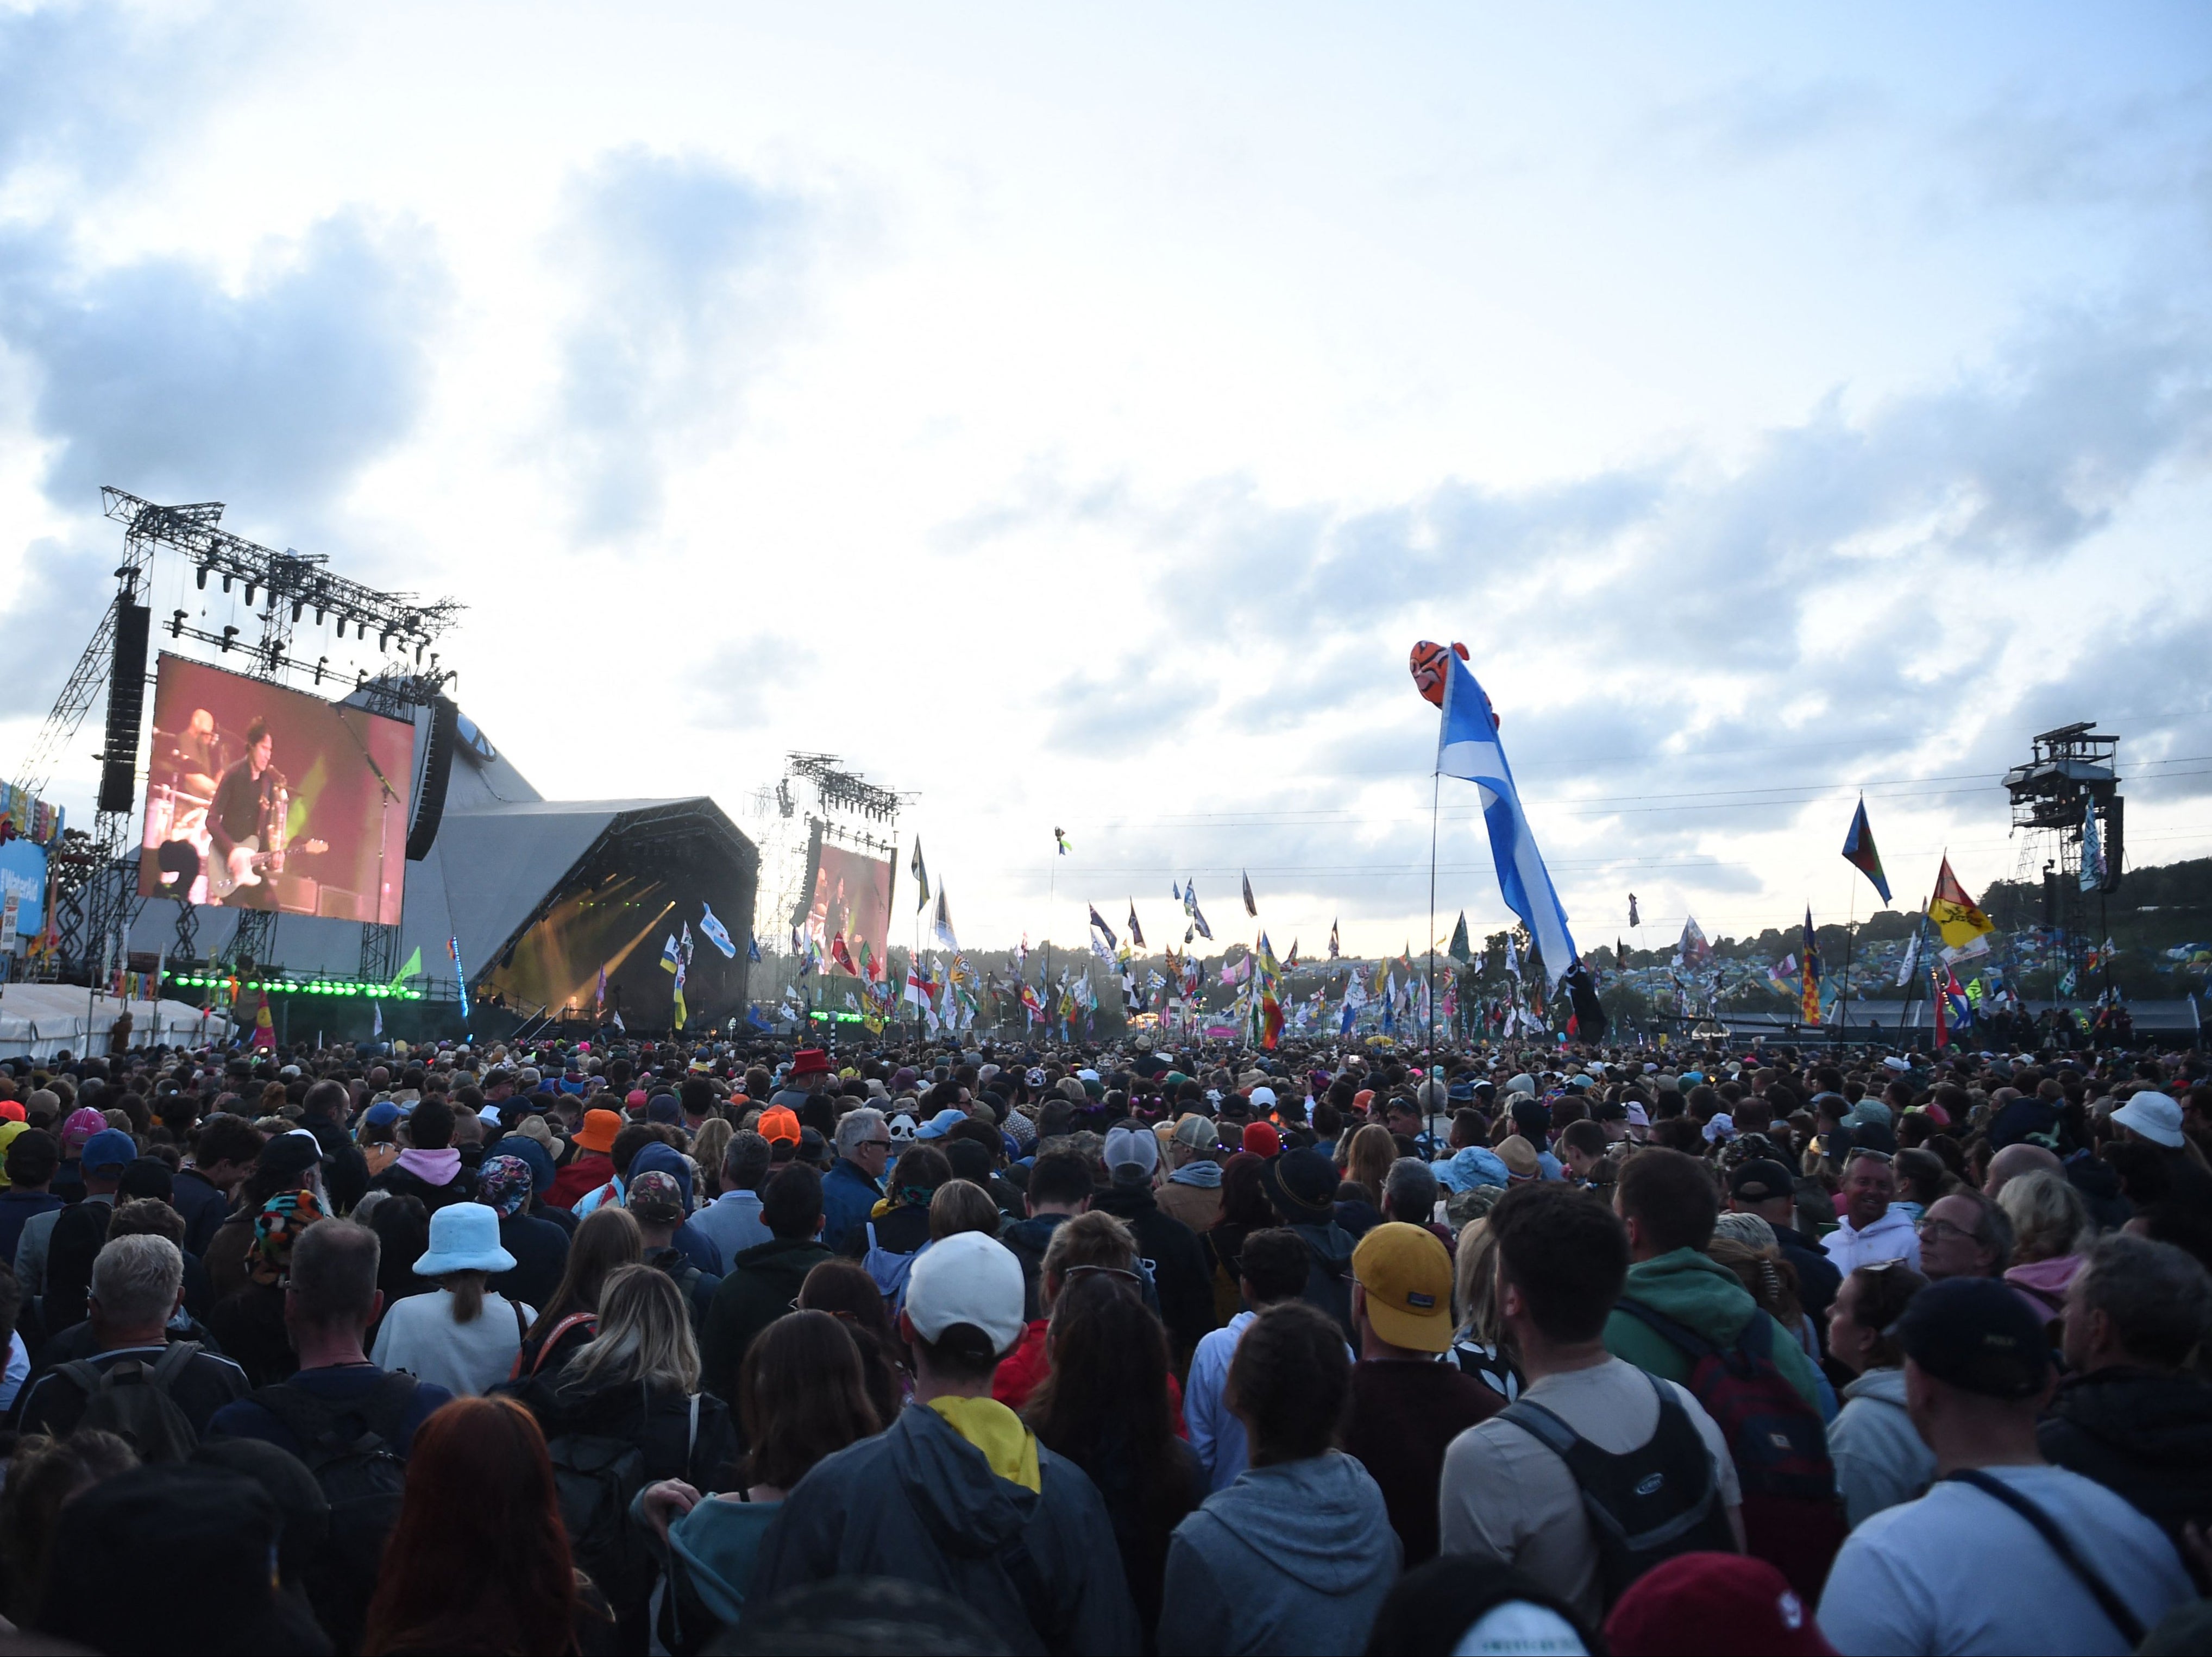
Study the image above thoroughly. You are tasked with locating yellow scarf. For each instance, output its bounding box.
[927,1396,1041,1492]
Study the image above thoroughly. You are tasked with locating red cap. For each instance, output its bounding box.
[1241,1122,1281,1158]
[758,1106,802,1145]
[1605,1553,1837,1657]
[0,1101,23,1123]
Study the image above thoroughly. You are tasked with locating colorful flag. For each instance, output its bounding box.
[1242,871,1258,917]
[1928,858,1995,960]
[1088,905,1117,947]
[1189,896,1213,941]
[1676,917,1710,967]
[1054,827,1071,855]
[1800,908,1823,1026]
[660,934,681,973]
[911,839,931,911]
[830,932,859,977]
[932,889,959,952]
[595,965,607,1015]
[252,990,276,1050]
[1768,954,1798,995]
[1126,902,1145,949]
[1840,797,1891,903]
[1329,919,1340,959]
[699,903,738,959]
[1448,912,1471,963]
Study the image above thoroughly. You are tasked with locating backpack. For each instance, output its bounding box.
[548,1393,695,1616]
[1613,1297,1846,1599]
[1500,1366,1735,1608]
[863,1223,931,1314]
[246,1372,419,1652]
[54,1341,203,1463]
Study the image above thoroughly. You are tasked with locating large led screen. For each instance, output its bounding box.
[803,843,893,970]
[137,654,414,925]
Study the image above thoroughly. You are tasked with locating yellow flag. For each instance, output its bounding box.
[1927,856,1994,954]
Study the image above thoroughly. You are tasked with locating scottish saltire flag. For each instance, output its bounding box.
[1435,650,1576,984]
[746,932,761,963]
[1189,897,1213,941]
[699,903,738,959]
[1842,798,1891,903]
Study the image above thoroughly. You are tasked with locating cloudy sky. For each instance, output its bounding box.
[4,1,2209,961]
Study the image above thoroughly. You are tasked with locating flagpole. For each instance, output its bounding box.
[1837,881,1855,1049]
[1427,770,1439,1062]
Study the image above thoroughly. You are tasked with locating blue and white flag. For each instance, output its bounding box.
[747,932,762,963]
[699,903,738,959]
[1436,651,1578,985]
[2080,797,2107,893]
[660,934,681,973]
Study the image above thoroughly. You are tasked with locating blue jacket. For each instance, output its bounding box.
[821,1158,883,1256]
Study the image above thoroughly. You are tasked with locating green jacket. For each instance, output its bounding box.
[700,1237,834,1406]
[1604,1248,1825,1413]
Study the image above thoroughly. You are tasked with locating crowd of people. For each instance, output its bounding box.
[0,1022,2204,1655]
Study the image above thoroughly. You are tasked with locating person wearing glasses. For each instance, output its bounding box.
[1914,1188,2014,1284]
[822,1108,892,1255]
[1821,1149,1921,1275]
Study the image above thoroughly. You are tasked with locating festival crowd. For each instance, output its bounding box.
[0,1022,2203,1655]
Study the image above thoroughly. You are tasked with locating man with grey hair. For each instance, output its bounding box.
[14,1233,247,1441]
[1384,1157,1446,1245]
[690,1129,775,1262]
[822,1106,891,1253]
[2038,1232,2212,1554]
[207,1218,454,1460]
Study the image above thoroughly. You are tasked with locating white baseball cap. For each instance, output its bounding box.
[904,1231,1026,1355]
[1249,1085,1277,1109]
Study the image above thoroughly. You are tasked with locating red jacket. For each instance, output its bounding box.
[546,1151,614,1213]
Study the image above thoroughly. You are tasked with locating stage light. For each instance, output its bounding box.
[195,565,209,590]
[221,574,233,593]
[314,604,326,625]
[358,619,369,639]
[243,582,257,607]
[313,656,328,684]
[169,610,186,638]
[219,626,238,653]
[291,599,305,622]
[379,627,394,651]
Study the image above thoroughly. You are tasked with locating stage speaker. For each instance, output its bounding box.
[98,601,152,814]
[316,886,361,919]
[2101,796,2124,892]
[406,695,458,861]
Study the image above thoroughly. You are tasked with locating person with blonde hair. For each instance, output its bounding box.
[993,1208,1146,1411]
[512,1263,737,1651]
[928,1178,1003,1242]
[1448,1218,1519,1403]
[1996,1168,2094,1322]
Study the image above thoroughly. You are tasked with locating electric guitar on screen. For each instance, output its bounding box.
[208,778,327,903]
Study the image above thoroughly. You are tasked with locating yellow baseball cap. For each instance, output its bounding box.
[1351,1221,1455,1352]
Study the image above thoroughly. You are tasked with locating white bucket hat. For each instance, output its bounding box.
[413,1202,517,1276]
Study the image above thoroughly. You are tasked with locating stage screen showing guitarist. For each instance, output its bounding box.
[137,653,414,925]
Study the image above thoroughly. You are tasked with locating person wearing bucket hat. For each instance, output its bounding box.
[369,1203,532,1397]
[477,1152,570,1313]
[1340,1223,1501,1566]
[546,1108,623,1211]
[1819,1275,2194,1657]
[1260,1148,1359,1344]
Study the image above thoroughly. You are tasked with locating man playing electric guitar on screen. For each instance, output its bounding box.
[205,720,325,909]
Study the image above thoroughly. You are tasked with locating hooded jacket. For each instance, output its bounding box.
[820,1157,883,1256]
[1155,1453,1399,1657]
[2038,1366,2212,1552]
[1604,1247,1826,1414]
[1829,1366,1936,1529]
[749,1391,1140,1656]
[700,1236,834,1407]
[1287,1218,1358,1346]
[1091,1180,1217,1368]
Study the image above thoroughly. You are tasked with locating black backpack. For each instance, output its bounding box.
[1499,1368,1735,1608]
[54,1341,203,1464]
[246,1372,418,1653]
[547,1393,696,1616]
